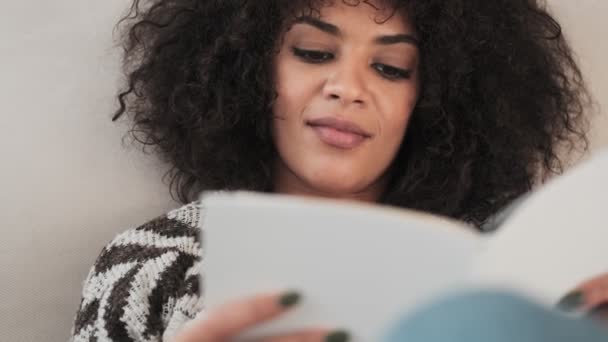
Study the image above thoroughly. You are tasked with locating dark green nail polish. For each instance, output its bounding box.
[325,330,350,342]
[557,291,584,311]
[278,291,301,308]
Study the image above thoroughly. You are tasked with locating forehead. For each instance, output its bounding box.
[292,1,413,36]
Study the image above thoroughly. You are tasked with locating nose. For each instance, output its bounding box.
[322,57,369,107]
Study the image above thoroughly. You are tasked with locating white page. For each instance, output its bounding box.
[200,193,481,341]
[470,149,608,306]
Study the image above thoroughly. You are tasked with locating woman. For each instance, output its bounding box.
[70,0,591,341]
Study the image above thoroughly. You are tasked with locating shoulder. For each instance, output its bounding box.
[71,201,205,342]
[104,200,204,257]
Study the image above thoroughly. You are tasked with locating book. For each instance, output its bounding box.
[198,149,608,341]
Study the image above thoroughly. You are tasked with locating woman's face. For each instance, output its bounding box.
[272,1,420,201]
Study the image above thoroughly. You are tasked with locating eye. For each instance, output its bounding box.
[372,63,411,80]
[292,47,334,63]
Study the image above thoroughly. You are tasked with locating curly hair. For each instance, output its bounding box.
[112,0,589,228]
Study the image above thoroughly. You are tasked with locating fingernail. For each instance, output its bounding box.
[557,290,584,311]
[278,291,301,308]
[325,330,350,342]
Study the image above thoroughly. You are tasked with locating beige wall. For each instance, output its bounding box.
[0,2,178,341]
[550,0,608,152]
[0,1,606,341]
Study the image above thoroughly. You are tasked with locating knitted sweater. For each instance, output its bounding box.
[70,201,205,342]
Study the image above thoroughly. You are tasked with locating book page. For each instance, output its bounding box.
[469,150,608,307]
[199,192,481,341]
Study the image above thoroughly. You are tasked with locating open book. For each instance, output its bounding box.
[198,150,608,341]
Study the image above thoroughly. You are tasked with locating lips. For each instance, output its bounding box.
[306,117,372,149]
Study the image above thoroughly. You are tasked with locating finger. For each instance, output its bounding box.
[583,285,608,311]
[174,291,301,342]
[263,329,350,342]
[558,274,608,312]
[574,274,608,311]
[577,273,608,289]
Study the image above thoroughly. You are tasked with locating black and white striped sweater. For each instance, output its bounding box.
[70,201,205,341]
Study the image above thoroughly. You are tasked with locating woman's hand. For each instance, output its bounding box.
[558,273,608,322]
[172,291,349,342]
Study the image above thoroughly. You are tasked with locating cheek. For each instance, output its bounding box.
[273,58,318,119]
[380,88,418,141]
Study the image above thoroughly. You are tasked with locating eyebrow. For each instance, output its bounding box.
[293,16,419,46]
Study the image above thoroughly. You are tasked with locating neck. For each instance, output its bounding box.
[273,160,388,203]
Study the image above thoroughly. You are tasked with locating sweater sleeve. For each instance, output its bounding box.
[70,204,205,342]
